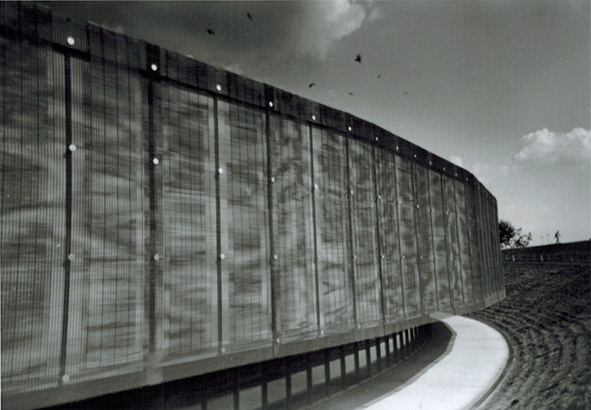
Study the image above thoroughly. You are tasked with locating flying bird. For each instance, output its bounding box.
[355,54,362,63]
[403,91,409,95]
[348,92,354,96]
[247,12,253,20]
[308,83,316,88]
[206,29,215,35]
[377,74,381,78]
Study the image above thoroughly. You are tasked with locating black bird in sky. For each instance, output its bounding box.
[377,74,381,78]
[355,54,362,63]
[349,92,354,96]
[403,91,409,95]
[207,29,215,35]
[308,83,315,88]
[247,13,253,20]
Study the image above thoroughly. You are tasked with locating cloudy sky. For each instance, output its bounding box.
[43,0,590,246]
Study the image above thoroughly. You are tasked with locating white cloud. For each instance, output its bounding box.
[468,162,494,185]
[296,0,370,59]
[450,155,464,167]
[367,6,382,22]
[500,164,518,176]
[164,1,381,81]
[471,162,489,177]
[513,128,591,165]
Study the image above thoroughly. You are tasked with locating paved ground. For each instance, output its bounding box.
[310,314,509,410]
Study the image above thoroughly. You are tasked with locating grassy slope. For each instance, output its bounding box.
[470,261,590,409]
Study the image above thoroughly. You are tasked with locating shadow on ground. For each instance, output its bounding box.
[309,321,454,410]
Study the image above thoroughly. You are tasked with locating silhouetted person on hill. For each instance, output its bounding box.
[555,231,561,244]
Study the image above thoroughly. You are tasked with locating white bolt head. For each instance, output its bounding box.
[150,64,158,72]
[62,374,70,383]
[67,253,75,261]
[311,115,316,121]
[348,126,352,132]
[268,101,274,107]
[67,36,75,46]
[220,253,225,260]
[218,168,224,174]
[216,84,222,91]
[271,177,275,182]
[68,144,76,152]
[152,158,159,165]
[154,254,160,261]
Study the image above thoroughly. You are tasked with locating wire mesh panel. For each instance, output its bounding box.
[374,149,404,321]
[484,194,494,298]
[395,156,420,318]
[428,170,451,311]
[159,83,217,357]
[475,187,488,299]
[492,198,503,295]
[217,100,272,347]
[465,183,483,307]
[1,37,65,394]
[492,196,502,295]
[415,164,437,312]
[311,127,353,333]
[348,139,381,327]
[268,115,317,341]
[454,180,473,307]
[479,189,493,299]
[487,195,499,296]
[443,175,462,308]
[66,40,146,380]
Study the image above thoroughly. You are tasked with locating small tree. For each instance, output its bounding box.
[499,219,532,249]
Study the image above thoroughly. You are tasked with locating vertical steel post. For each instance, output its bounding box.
[59,52,72,383]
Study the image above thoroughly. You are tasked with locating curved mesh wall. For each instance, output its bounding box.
[0,3,504,408]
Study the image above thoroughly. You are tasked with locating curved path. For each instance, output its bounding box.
[311,314,509,410]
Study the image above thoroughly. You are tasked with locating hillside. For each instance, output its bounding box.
[470,243,590,409]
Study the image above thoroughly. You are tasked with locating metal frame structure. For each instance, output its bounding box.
[1,3,504,408]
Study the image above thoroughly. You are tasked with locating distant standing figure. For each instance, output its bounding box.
[555,231,561,243]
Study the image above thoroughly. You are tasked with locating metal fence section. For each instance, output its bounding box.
[502,241,590,265]
[0,3,504,408]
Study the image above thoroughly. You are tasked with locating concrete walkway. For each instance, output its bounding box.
[311,314,509,410]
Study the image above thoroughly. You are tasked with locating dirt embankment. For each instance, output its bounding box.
[469,259,590,410]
